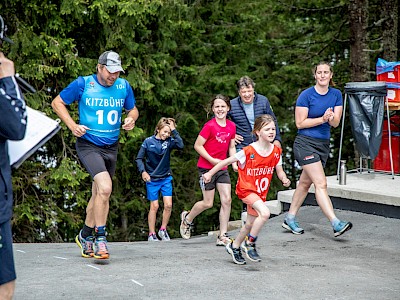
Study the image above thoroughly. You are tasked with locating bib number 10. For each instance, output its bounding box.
[255,178,269,194]
[96,110,119,125]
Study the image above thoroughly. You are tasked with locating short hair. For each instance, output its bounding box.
[236,76,255,91]
[154,117,172,135]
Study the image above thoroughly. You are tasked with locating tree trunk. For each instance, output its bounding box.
[382,0,399,61]
[349,0,370,81]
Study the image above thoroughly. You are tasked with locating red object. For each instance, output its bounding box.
[377,66,400,83]
[386,87,400,102]
[374,116,400,173]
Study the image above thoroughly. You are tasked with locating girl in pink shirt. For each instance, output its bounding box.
[180,95,236,246]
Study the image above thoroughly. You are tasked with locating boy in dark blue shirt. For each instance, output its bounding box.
[136,118,183,241]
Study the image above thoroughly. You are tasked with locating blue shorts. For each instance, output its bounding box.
[146,176,173,201]
[0,220,16,285]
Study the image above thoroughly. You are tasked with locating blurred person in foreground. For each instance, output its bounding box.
[0,15,27,299]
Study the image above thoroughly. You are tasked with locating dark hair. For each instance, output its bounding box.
[206,94,230,118]
[313,61,335,86]
[252,114,275,140]
[236,76,255,91]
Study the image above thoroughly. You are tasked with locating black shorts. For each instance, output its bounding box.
[294,135,330,167]
[0,220,16,285]
[198,168,231,191]
[76,138,118,178]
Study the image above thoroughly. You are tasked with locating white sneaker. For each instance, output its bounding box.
[216,233,231,246]
[158,229,171,241]
[148,233,160,241]
[180,211,192,239]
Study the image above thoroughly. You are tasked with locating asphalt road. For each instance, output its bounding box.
[12,206,400,300]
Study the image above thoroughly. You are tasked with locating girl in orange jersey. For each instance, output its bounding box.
[203,114,290,265]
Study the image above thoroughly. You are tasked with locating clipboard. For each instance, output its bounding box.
[7,106,61,169]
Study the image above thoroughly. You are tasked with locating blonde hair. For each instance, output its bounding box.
[154,117,171,135]
[252,114,275,140]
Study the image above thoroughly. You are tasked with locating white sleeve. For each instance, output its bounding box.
[234,150,246,166]
[277,155,283,166]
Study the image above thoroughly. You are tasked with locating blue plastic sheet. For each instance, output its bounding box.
[376,58,400,75]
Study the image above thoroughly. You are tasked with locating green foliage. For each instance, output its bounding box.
[1,0,396,242]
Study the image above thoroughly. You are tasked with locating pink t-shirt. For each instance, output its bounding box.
[197,118,236,170]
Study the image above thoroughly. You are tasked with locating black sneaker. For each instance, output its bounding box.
[241,241,261,262]
[226,241,246,265]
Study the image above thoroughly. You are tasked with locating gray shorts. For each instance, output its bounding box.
[198,168,231,191]
[76,138,118,178]
[294,135,330,167]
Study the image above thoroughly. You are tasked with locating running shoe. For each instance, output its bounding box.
[93,236,109,259]
[333,221,353,237]
[158,229,170,241]
[75,230,94,258]
[226,241,246,265]
[241,241,261,262]
[148,233,160,241]
[216,233,232,246]
[180,211,193,239]
[282,219,304,235]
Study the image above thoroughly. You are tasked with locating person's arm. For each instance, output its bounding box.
[275,165,291,187]
[228,139,238,172]
[122,106,139,131]
[0,53,27,140]
[167,118,184,150]
[328,105,342,128]
[203,155,239,183]
[194,135,221,166]
[295,106,334,129]
[51,95,89,137]
[135,144,150,182]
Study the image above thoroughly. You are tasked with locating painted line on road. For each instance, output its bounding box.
[53,256,68,260]
[86,264,101,271]
[131,279,144,287]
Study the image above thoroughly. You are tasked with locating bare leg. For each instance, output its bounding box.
[84,182,97,228]
[92,171,113,227]
[288,170,313,216]
[0,280,15,300]
[148,200,159,233]
[249,200,270,237]
[161,196,172,229]
[232,215,254,248]
[300,162,337,221]
[186,189,216,223]
[216,183,231,236]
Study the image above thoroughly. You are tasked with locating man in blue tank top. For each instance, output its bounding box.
[52,51,139,259]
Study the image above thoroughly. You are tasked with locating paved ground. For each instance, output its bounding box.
[12,206,400,300]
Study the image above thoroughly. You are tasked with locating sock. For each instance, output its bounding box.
[160,227,166,231]
[331,218,340,227]
[95,225,106,237]
[247,234,258,244]
[149,232,156,236]
[286,213,296,222]
[81,224,94,239]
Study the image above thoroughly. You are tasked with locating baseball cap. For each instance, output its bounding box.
[98,50,124,73]
[0,15,14,44]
